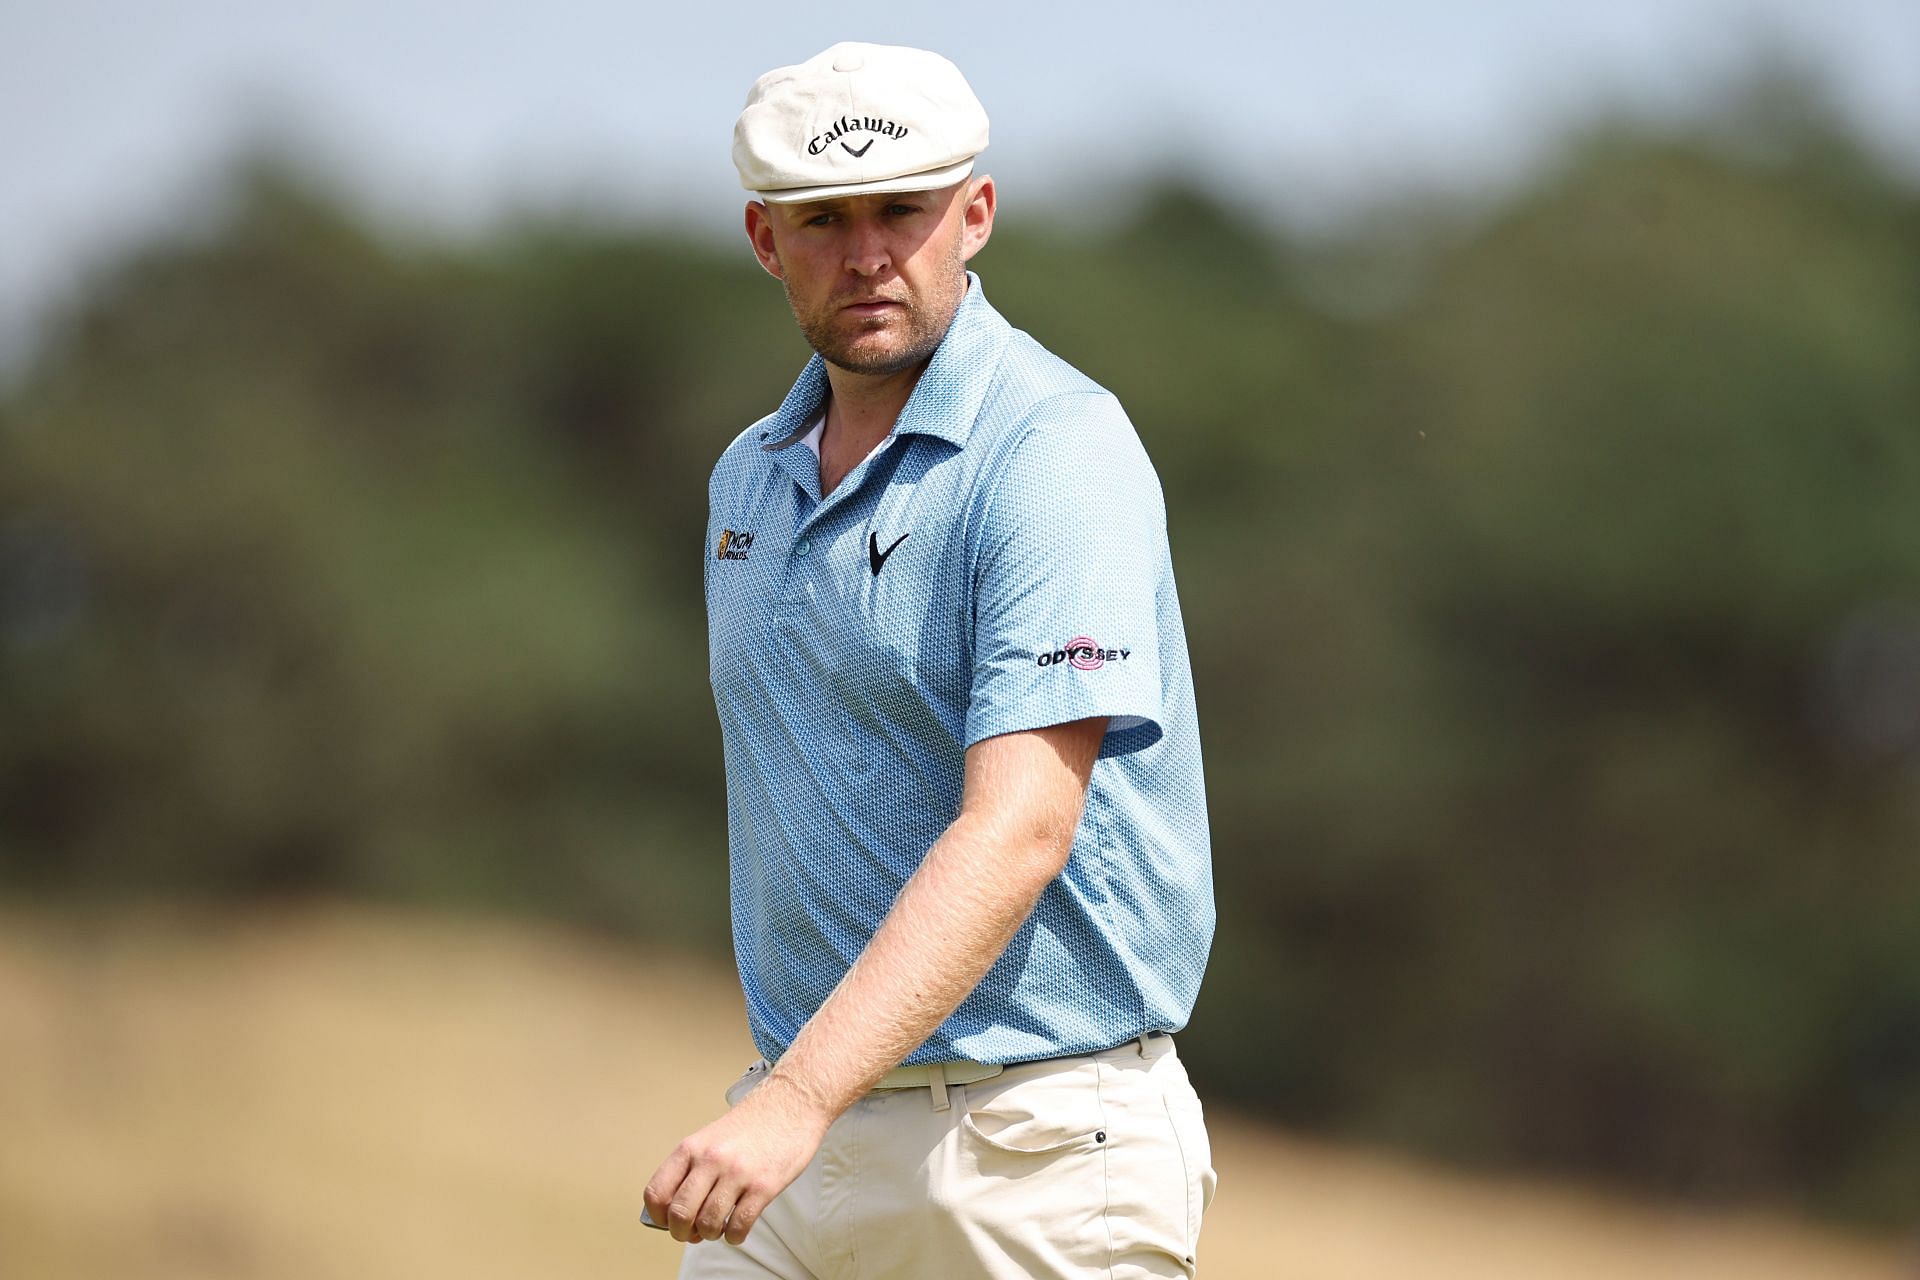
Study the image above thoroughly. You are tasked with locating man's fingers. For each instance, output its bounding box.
[642,1148,690,1226]
[665,1158,720,1243]
[692,1176,741,1242]
[723,1188,769,1246]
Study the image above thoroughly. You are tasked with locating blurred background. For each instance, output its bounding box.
[3,2,1918,1277]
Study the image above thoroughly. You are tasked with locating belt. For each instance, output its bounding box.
[868,1032,1170,1112]
[873,1059,1006,1091]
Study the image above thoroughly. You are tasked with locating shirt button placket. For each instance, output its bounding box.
[775,528,815,616]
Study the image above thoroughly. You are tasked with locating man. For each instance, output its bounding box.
[645,42,1216,1279]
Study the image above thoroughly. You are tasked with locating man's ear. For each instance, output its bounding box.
[744,201,784,280]
[959,176,996,263]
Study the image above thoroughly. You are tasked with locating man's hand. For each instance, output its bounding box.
[643,1075,832,1246]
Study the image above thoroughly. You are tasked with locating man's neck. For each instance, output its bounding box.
[816,361,923,496]
[822,360,925,452]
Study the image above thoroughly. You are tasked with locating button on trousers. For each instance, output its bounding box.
[677,1034,1216,1280]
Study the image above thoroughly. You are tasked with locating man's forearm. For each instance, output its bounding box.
[759,719,1103,1120]
[762,811,1066,1116]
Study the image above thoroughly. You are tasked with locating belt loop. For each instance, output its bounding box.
[1137,1033,1151,1057]
[927,1063,950,1112]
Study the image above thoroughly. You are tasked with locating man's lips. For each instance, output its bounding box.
[840,299,905,317]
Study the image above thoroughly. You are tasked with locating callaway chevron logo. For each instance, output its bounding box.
[808,116,910,156]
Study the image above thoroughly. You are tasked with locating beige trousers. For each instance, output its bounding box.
[678,1034,1216,1280]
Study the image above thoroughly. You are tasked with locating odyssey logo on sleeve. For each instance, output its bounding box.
[1035,636,1130,670]
[716,529,756,561]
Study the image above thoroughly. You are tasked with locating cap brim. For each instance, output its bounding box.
[757,158,976,205]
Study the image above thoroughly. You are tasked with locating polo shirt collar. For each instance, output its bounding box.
[759,272,1009,455]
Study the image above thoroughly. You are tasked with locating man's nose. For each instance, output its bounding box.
[843,221,891,277]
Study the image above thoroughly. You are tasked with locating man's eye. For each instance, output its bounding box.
[805,214,835,227]
[886,204,918,216]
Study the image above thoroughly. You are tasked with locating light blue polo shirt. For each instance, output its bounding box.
[705,274,1213,1066]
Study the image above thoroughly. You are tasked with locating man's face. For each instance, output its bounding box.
[745,178,994,377]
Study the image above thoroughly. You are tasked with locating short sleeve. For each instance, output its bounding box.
[966,394,1167,758]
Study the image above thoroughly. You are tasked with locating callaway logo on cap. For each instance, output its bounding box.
[733,42,990,205]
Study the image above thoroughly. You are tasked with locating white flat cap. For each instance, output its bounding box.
[733,42,990,204]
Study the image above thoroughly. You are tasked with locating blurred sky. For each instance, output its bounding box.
[3,0,1916,365]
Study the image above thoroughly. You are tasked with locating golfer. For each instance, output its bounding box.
[645,41,1217,1279]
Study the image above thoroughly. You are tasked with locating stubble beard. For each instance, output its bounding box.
[784,236,968,377]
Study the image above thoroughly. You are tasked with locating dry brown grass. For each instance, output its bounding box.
[0,900,1903,1280]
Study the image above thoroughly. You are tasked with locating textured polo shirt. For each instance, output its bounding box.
[705,274,1212,1066]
